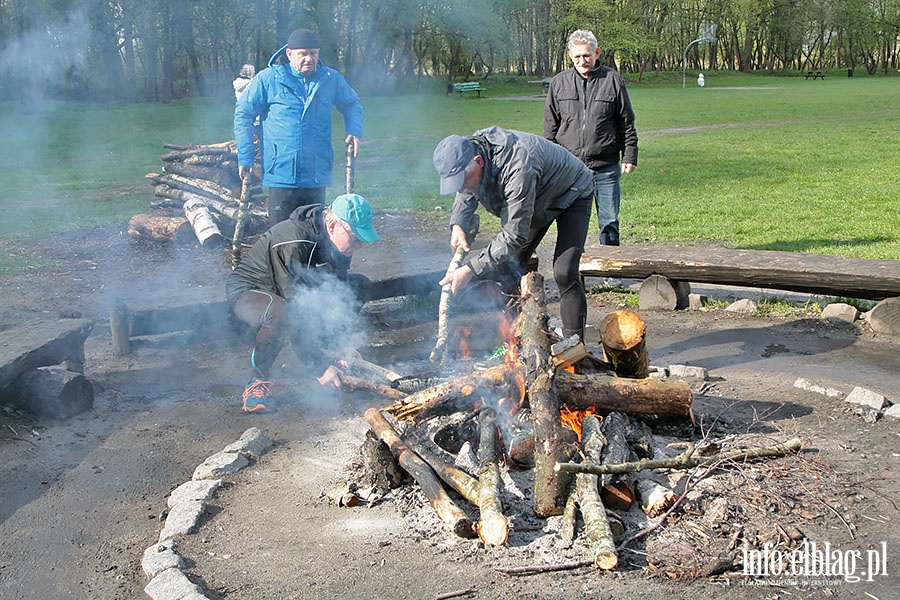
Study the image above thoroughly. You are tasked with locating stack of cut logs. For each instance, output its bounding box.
[356,272,694,562]
[128,141,267,247]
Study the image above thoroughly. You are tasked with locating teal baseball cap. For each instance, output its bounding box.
[330,194,380,242]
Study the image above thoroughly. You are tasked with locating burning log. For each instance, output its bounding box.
[519,272,572,517]
[126,214,193,244]
[183,197,225,246]
[555,369,693,418]
[599,310,649,378]
[576,415,618,569]
[555,437,804,476]
[431,215,480,364]
[597,412,635,511]
[475,409,509,546]
[364,408,476,538]
[385,363,518,422]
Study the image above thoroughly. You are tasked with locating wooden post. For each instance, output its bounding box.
[109,303,131,356]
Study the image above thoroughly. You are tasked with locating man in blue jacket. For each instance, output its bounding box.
[235,29,363,225]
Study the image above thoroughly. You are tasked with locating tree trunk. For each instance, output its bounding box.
[9,367,94,419]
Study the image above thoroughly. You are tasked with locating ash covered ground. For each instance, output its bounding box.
[0,216,898,599]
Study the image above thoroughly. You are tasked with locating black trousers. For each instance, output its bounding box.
[267,187,327,225]
[499,193,592,341]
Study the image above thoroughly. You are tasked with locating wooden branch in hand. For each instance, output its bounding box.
[350,358,404,383]
[339,374,407,400]
[555,438,803,475]
[430,215,480,364]
[364,408,475,538]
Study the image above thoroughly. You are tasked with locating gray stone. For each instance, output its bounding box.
[845,387,888,411]
[638,274,691,310]
[192,450,249,480]
[884,404,900,420]
[867,297,900,336]
[168,479,222,510]
[159,500,206,542]
[141,540,185,579]
[144,567,205,600]
[667,364,709,380]
[222,426,274,459]
[793,377,844,399]
[725,298,757,314]
[821,303,859,323]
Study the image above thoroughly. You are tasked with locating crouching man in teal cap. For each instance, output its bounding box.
[226,194,379,413]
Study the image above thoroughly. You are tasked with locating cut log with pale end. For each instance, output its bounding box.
[364,408,475,538]
[551,335,588,370]
[576,416,618,570]
[599,310,649,379]
[520,272,572,517]
[183,197,225,246]
[475,410,509,546]
[635,475,677,517]
[127,214,193,244]
[9,366,94,419]
[555,369,693,417]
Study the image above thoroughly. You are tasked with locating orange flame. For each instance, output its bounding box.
[560,406,601,441]
[498,313,519,364]
[455,326,472,360]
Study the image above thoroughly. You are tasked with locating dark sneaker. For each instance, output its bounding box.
[242,378,274,413]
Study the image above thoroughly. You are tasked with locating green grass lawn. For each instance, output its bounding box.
[1,71,897,277]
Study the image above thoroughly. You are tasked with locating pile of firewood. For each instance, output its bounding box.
[128,141,267,248]
[345,272,802,570]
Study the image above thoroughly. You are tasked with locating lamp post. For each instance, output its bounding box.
[682,24,717,88]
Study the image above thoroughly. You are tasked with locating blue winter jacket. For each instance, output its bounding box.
[234,45,363,189]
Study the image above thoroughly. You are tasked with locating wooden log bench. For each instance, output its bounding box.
[805,71,825,80]
[579,244,900,302]
[0,318,95,418]
[451,82,486,97]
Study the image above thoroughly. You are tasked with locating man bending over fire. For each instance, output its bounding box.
[226,194,379,413]
[433,126,594,343]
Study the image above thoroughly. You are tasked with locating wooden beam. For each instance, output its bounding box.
[580,243,900,300]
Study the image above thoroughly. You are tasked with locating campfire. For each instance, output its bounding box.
[342,271,801,573]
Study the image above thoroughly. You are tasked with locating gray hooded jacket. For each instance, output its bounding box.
[449,126,593,278]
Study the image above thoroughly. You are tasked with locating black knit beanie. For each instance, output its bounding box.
[287,29,321,49]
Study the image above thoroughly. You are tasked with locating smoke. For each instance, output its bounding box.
[0,10,92,108]
[286,272,367,373]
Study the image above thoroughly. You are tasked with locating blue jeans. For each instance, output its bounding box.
[592,165,621,246]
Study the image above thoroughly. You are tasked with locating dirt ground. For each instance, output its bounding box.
[0,216,898,600]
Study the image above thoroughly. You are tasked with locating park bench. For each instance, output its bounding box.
[0,318,95,418]
[805,71,825,80]
[579,243,900,301]
[527,77,553,91]
[452,82,486,97]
